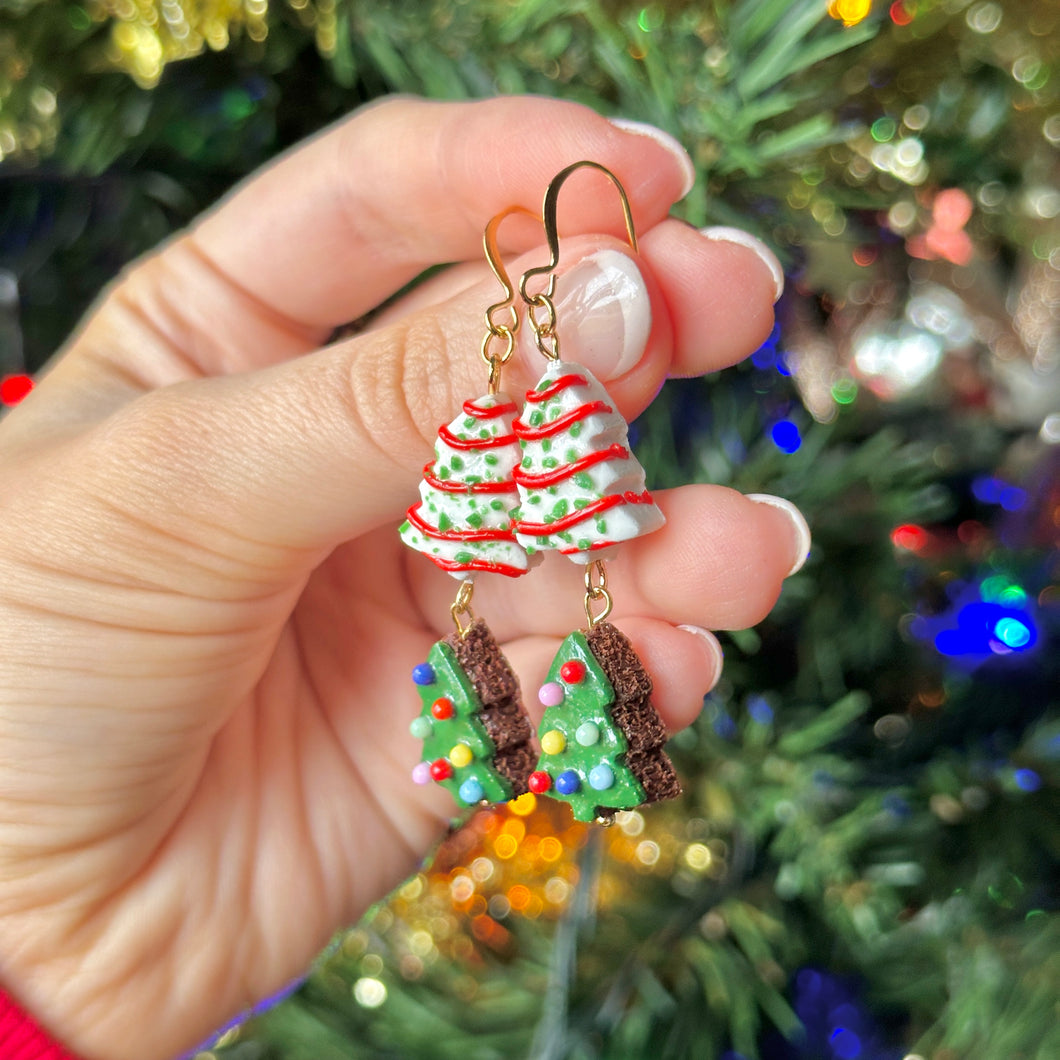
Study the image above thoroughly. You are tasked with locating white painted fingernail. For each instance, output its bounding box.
[746,494,811,576]
[553,249,651,381]
[677,624,724,691]
[609,118,696,199]
[699,226,785,303]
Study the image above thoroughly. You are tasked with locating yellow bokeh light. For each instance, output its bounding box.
[828,0,872,27]
[539,836,563,862]
[509,792,537,816]
[494,833,518,859]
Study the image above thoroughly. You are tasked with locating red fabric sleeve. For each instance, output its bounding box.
[0,990,80,1060]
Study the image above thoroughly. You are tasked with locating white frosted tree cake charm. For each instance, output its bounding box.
[399,392,535,580]
[511,360,665,563]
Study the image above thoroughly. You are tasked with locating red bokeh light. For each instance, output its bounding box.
[0,374,33,406]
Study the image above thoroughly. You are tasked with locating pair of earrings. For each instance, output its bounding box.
[400,162,681,825]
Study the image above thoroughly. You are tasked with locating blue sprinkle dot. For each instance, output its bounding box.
[1014,768,1042,793]
[588,764,615,790]
[555,770,581,795]
[412,663,435,686]
[459,778,485,804]
[409,716,432,739]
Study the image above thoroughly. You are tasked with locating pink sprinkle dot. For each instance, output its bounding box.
[411,761,432,785]
[539,681,565,707]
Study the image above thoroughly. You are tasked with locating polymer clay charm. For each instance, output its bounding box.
[514,160,683,822]
[399,392,534,579]
[528,623,681,822]
[410,620,535,806]
[400,206,539,809]
[511,359,665,562]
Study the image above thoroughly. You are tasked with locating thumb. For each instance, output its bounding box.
[79,244,667,571]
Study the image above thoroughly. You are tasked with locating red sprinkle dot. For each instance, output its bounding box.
[560,660,586,684]
[429,758,453,782]
[0,374,33,407]
[528,771,552,794]
[431,697,454,720]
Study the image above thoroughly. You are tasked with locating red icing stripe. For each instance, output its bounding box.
[523,374,588,404]
[514,490,654,536]
[0,988,80,1059]
[463,398,517,419]
[406,504,515,542]
[557,539,617,555]
[514,400,612,441]
[431,555,529,578]
[422,463,518,494]
[512,443,629,489]
[438,424,517,449]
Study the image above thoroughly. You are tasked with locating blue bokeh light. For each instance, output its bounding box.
[747,695,775,725]
[830,1026,863,1059]
[933,601,1038,656]
[771,419,802,453]
[1014,768,1042,793]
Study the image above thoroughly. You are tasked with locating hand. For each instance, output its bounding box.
[0,96,804,1060]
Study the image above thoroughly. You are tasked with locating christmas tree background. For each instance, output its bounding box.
[1,1,1057,1058]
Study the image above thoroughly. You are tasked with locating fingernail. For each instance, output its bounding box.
[609,118,696,199]
[746,494,811,576]
[699,226,785,304]
[554,249,651,380]
[677,625,724,691]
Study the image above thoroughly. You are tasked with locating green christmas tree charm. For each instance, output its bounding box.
[410,620,535,807]
[527,622,681,822]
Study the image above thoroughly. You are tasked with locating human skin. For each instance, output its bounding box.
[0,96,804,1060]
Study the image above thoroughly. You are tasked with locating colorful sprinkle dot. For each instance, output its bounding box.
[541,729,567,755]
[575,722,600,746]
[411,761,432,785]
[528,771,552,794]
[560,660,586,684]
[432,697,455,720]
[409,716,433,739]
[538,681,565,707]
[412,663,435,685]
[449,743,473,768]
[555,770,581,795]
[459,778,485,804]
[429,758,453,782]
[588,764,615,791]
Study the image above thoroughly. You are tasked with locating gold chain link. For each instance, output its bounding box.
[526,293,560,360]
[451,580,476,638]
[583,560,613,629]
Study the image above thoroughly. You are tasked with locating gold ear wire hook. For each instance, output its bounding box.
[518,161,638,360]
[481,205,541,391]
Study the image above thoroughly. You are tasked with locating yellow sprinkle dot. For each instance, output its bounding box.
[541,729,566,755]
[449,743,473,768]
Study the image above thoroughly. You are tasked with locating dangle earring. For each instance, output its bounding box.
[399,207,540,809]
[513,162,682,823]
